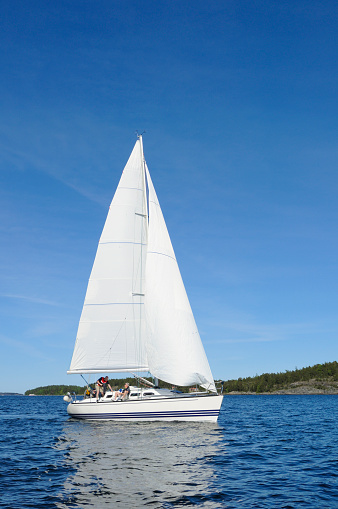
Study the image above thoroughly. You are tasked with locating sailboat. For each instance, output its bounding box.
[65,135,223,421]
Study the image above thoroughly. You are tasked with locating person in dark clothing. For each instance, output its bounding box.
[95,376,112,401]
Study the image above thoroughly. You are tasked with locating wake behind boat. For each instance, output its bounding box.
[65,135,223,421]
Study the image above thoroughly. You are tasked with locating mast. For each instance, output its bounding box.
[136,134,148,369]
[138,134,148,236]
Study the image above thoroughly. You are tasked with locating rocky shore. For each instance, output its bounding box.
[226,379,338,395]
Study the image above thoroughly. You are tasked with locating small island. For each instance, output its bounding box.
[0,392,23,396]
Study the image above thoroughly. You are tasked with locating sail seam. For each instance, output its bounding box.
[80,319,142,323]
[99,241,146,246]
[83,303,144,306]
[119,187,143,191]
[147,251,176,261]
[88,278,137,281]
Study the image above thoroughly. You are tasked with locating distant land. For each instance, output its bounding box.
[222,361,338,394]
[23,362,338,396]
[24,377,183,396]
[0,392,23,396]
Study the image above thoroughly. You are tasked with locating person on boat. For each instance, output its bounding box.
[114,383,130,401]
[84,386,95,399]
[95,376,112,401]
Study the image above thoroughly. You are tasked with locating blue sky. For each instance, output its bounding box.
[1,1,337,393]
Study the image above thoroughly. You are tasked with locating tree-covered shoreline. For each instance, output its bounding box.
[24,362,338,395]
[219,361,338,394]
[24,377,189,396]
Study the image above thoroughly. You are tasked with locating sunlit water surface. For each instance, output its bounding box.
[1,395,337,508]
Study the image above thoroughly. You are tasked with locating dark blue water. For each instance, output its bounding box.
[1,396,337,508]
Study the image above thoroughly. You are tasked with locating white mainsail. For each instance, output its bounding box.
[68,140,148,374]
[68,137,216,392]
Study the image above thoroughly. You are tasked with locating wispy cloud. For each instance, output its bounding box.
[0,333,52,361]
[1,141,106,206]
[208,337,280,344]
[0,293,62,307]
[204,319,337,345]
[0,111,115,207]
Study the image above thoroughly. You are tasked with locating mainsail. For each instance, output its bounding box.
[68,140,148,374]
[68,137,216,392]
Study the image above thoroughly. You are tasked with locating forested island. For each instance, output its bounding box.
[25,361,338,395]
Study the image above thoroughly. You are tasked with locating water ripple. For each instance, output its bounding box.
[1,395,338,508]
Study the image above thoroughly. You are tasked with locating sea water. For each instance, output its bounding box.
[1,395,337,508]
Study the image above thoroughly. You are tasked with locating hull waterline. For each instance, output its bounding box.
[67,394,223,422]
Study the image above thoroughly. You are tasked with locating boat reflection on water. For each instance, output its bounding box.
[55,419,224,508]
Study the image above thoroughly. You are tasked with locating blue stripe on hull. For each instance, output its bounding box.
[70,409,219,420]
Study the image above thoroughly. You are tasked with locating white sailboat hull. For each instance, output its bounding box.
[67,394,223,422]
